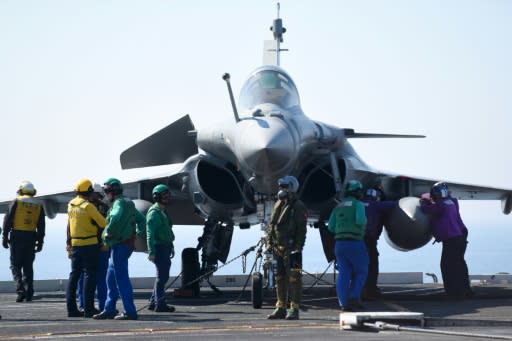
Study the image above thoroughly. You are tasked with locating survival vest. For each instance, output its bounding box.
[13,195,42,232]
[68,197,105,246]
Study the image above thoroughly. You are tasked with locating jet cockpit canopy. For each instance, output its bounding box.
[238,65,300,113]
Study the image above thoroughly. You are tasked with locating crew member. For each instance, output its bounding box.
[93,178,146,320]
[146,184,176,312]
[362,187,396,299]
[2,180,46,302]
[266,175,307,320]
[328,180,368,312]
[66,179,107,317]
[77,183,110,312]
[420,182,472,299]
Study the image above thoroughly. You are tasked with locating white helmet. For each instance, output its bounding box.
[92,183,105,197]
[277,175,299,193]
[18,180,36,195]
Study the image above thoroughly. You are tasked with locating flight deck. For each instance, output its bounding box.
[1,274,512,340]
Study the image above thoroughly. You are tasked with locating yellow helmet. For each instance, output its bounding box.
[18,180,36,195]
[75,178,93,194]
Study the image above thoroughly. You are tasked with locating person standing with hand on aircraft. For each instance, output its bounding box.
[361,186,396,300]
[420,182,472,299]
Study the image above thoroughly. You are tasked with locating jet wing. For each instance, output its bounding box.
[0,171,205,225]
[121,171,205,226]
[351,169,512,214]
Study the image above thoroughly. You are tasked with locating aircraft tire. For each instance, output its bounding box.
[182,247,201,297]
[252,272,263,309]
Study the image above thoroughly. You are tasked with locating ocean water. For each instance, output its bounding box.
[1,201,510,283]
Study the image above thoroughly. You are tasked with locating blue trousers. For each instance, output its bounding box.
[149,244,172,308]
[334,240,368,308]
[78,249,109,310]
[103,244,137,316]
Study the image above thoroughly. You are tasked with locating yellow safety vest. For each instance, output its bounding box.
[13,196,42,232]
[68,196,106,246]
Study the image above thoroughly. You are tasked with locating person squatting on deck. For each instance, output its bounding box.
[2,180,46,303]
[92,178,146,320]
[266,175,308,320]
[420,182,472,299]
[328,180,368,312]
[66,178,107,318]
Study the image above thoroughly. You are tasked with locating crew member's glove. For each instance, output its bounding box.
[66,245,72,258]
[35,241,43,253]
[265,238,273,252]
[99,244,109,252]
[2,237,9,249]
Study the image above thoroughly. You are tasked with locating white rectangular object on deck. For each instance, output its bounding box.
[340,311,424,330]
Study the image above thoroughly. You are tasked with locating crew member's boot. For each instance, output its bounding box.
[267,307,286,319]
[285,307,299,320]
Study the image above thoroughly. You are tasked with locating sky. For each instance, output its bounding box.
[0,0,511,272]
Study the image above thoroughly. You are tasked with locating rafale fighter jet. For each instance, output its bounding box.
[1,4,510,307]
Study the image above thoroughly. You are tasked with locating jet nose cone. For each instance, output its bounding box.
[237,118,296,175]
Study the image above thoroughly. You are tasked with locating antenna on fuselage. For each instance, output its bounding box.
[264,2,288,66]
[222,73,240,122]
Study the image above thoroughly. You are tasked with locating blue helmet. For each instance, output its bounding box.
[277,175,299,193]
[430,181,449,199]
[365,188,379,200]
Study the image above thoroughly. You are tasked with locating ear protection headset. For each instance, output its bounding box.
[153,191,162,202]
[153,190,170,203]
[104,184,122,196]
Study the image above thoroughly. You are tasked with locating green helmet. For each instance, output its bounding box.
[152,184,169,195]
[103,177,123,195]
[104,178,122,187]
[152,184,170,202]
[345,180,363,192]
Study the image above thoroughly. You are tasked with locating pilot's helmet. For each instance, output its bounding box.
[277,175,299,193]
[430,181,449,199]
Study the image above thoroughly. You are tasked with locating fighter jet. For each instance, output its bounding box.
[1,3,510,306]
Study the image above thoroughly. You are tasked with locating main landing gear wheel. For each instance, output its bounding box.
[252,272,263,309]
[181,248,201,297]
